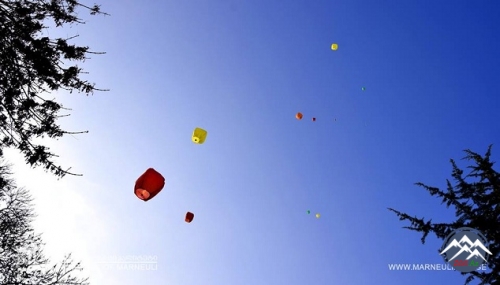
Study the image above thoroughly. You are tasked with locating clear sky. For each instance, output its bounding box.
[5,0,500,284]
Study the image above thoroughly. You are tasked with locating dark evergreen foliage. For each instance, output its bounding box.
[389,145,499,284]
[0,0,109,177]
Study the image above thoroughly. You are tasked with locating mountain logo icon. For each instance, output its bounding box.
[440,227,491,273]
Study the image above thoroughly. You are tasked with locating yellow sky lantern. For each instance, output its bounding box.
[331,43,338,50]
[315,213,320,218]
[192,127,207,144]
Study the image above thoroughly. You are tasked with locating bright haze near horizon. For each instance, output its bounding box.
[5,0,500,284]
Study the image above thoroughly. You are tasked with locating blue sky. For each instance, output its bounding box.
[5,0,500,284]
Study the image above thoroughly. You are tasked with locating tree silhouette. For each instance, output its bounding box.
[389,145,499,284]
[0,0,109,178]
[0,158,89,284]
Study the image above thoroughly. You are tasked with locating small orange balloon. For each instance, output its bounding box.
[312,117,316,122]
[296,112,303,120]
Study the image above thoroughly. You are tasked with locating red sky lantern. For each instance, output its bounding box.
[134,168,165,201]
[185,212,194,223]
